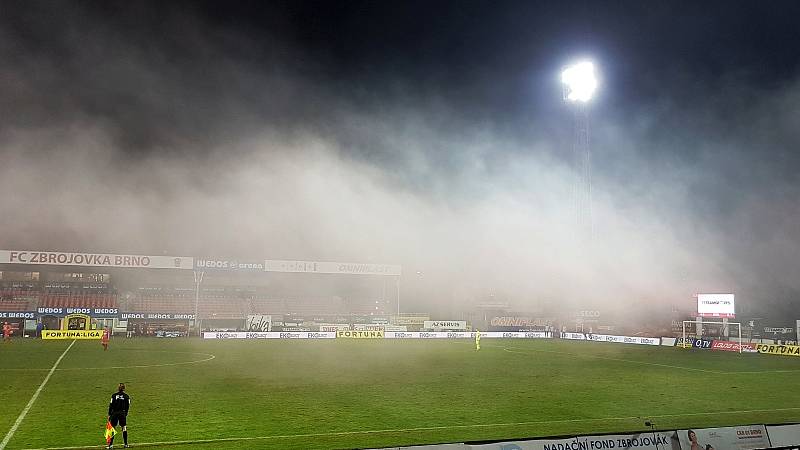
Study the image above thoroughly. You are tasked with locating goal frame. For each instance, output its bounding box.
[682,319,742,353]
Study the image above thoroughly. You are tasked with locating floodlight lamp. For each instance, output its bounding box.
[561,61,597,102]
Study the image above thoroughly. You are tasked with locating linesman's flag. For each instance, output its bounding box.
[105,420,117,445]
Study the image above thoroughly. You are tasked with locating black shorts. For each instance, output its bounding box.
[109,414,127,427]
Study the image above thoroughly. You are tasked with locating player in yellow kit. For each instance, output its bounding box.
[475,329,481,351]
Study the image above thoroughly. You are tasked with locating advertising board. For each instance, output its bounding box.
[467,431,676,450]
[586,334,660,345]
[660,337,677,346]
[0,250,193,270]
[0,311,36,319]
[766,424,800,447]
[264,260,401,276]
[318,324,351,332]
[561,332,586,340]
[755,343,800,357]
[352,324,385,331]
[697,293,735,318]
[393,315,430,325]
[489,316,534,328]
[710,340,756,353]
[764,327,795,334]
[246,315,272,332]
[382,331,549,339]
[36,307,120,318]
[677,425,769,450]
[423,320,467,330]
[676,337,712,349]
[120,312,195,320]
[336,330,384,339]
[202,332,335,339]
[194,258,265,271]
[42,330,102,340]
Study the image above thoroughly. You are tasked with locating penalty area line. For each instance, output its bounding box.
[20,407,800,450]
[0,340,76,450]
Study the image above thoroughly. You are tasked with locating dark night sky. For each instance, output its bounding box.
[1,1,799,318]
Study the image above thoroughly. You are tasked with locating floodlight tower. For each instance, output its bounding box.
[561,61,597,240]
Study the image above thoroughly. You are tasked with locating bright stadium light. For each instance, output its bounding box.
[561,61,597,102]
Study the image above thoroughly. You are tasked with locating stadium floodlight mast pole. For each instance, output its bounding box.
[561,60,597,241]
[193,270,204,336]
[396,276,401,315]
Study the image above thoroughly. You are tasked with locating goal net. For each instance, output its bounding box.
[682,320,742,353]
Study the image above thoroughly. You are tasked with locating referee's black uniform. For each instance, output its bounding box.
[108,384,130,448]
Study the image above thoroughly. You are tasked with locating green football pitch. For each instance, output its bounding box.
[2,338,800,450]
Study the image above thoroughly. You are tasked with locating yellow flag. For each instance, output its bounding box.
[105,420,117,444]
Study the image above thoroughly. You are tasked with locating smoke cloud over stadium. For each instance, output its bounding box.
[1,1,799,318]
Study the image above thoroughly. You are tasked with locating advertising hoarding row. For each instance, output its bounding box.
[468,431,676,450]
[373,424,800,450]
[586,334,661,345]
[200,331,552,339]
[264,259,401,276]
[0,250,402,276]
[384,331,550,339]
[203,331,336,339]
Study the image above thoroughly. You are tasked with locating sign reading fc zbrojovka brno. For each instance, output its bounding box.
[0,250,193,270]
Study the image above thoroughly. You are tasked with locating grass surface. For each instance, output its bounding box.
[1,338,799,449]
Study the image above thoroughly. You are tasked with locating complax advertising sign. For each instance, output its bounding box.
[37,307,119,318]
[202,332,335,339]
[337,330,385,338]
[586,334,660,345]
[756,343,800,357]
[0,311,36,319]
[42,330,102,340]
[424,321,467,330]
[0,250,193,270]
[466,431,675,450]
[194,258,265,271]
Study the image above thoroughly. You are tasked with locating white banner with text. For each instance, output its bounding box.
[0,250,193,270]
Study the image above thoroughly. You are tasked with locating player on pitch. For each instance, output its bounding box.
[3,322,12,343]
[107,383,131,448]
[475,328,481,351]
[101,326,110,351]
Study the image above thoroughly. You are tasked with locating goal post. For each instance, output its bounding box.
[682,319,742,353]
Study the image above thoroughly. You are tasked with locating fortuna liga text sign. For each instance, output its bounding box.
[42,330,102,340]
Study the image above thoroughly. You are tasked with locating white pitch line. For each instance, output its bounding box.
[19,406,800,450]
[0,340,76,450]
[0,352,216,372]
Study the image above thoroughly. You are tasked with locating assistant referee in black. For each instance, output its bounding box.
[108,383,131,449]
